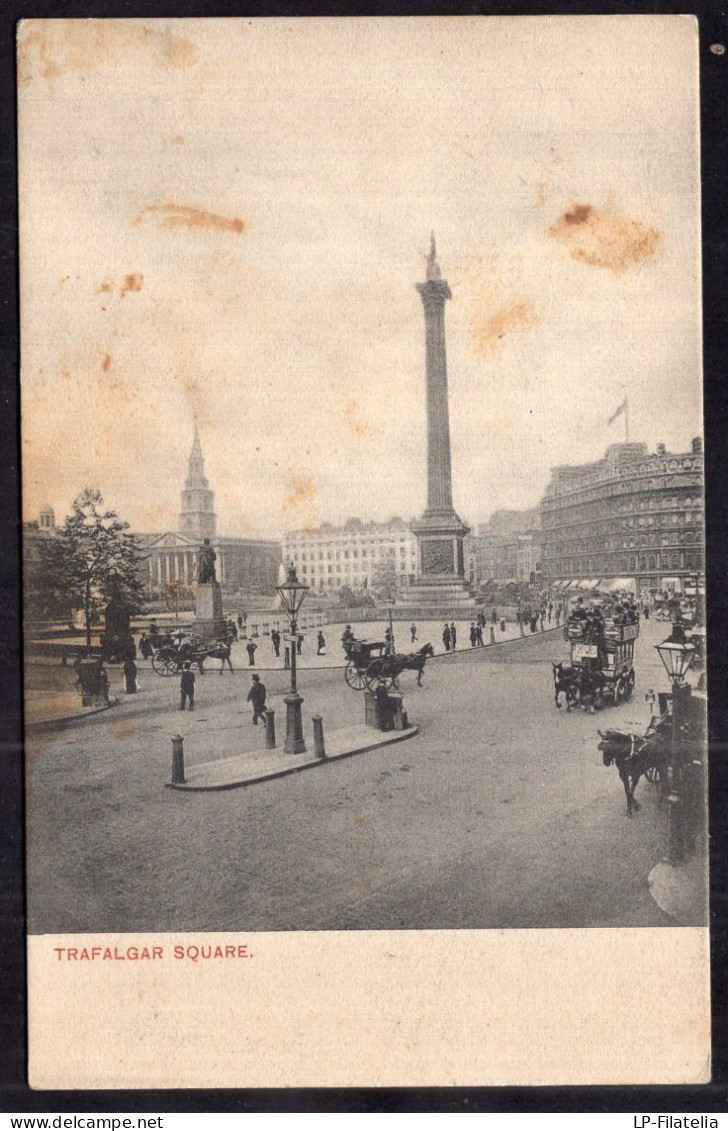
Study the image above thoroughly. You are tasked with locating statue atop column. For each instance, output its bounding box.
[197,537,217,584]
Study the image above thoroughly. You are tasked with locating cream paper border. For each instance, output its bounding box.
[29,929,710,1089]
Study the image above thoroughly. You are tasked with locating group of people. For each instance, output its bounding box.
[441,622,458,652]
[178,663,267,724]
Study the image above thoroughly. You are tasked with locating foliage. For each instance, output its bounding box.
[33,489,146,644]
[371,554,398,601]
[337,585,375,609]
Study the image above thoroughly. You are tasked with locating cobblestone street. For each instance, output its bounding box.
[27,617,691,934]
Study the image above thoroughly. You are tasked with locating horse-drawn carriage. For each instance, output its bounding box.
[553,604,639,712]
[343,638,434,691]
[150,631,231,676]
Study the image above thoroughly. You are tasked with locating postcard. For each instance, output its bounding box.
[20,15,709,1088]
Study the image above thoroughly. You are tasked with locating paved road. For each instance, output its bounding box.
[27,617,689,934]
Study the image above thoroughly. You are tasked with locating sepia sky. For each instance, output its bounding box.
[19,16,702,539]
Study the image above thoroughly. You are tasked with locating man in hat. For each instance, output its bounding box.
[246,639,257,666]
[179,662,195,711]
[246,674,267,725]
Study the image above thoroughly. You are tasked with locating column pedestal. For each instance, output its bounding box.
[193,581,226,642]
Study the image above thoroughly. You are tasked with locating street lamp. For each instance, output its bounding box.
[655,621,696,864]
[655,621,696,687]
[276,564,309,754]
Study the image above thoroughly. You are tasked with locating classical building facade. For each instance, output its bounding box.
[539,439,704,597]
[282,518,418,595]
[138,429,280,598]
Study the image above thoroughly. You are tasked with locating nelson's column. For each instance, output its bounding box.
[405,235,476,609]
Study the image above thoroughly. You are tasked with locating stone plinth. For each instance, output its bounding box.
[193,581,225,642]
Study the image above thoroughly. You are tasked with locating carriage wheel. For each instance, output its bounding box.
[152,648,180,677]
[625,670,635,699]
[344,660,368,691]
[364,661,394,691]
[645,765,661,784]
[613,678,624,705]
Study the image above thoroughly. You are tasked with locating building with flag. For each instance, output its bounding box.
[539,438,704,599]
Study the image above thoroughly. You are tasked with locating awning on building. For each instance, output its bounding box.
[599,577,637,593]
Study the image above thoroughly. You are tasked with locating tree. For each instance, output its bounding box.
[371,553,398,603]
[37,489,146,646]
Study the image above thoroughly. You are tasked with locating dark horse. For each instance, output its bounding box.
[552,662,579,711]
[597,728,668,816]
[386,643,435,688]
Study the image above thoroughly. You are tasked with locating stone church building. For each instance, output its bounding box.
[137,426,280,599]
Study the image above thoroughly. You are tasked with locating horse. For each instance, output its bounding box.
[597,728,668,816]
[386,643,435,688]
[552,662,579,711]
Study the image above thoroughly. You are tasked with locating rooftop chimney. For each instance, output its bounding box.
[692,437,703,455]
[656,443,666,457]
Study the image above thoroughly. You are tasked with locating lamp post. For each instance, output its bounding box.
[655,621,696,864]
[276,564,309,755]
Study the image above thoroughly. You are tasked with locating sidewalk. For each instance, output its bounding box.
[168,723,419,791]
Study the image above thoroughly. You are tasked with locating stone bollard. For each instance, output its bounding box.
[284,646,290,670]
[312,714,326,758]
[490,627,496,645]
[171,734,186,785]
[265,708,276,750]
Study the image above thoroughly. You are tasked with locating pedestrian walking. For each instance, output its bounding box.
[123,656,137,694]
[476,624,484,647]
[139,633,153,659]
[179,662,195,710]
[410,623,418,644]
[271,629,281,657]
[469,623,477,647]
[226,618,238,641]
[643,603,650,620]
[246,640,257,666]
[442,624,451,652]
[246,673,267,724]
[217,639,234,674]
[500,617,506,633]
[491,607,497,625]
[385,627,393,655]
[237,613,243,630]
[317,630,326,655]
[450,622,457,649]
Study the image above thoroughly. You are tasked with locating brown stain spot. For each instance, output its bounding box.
[58,275,70,290]
[96,282,112,294]
[172,134,185,146]
[18,21,197,84]
[549,202,662,273]
[470,292,539,361]
[134,204,245,236]
[120,273,144,298]
[283,476,317,513]
[342,396,374,438]
[101,354,112,372]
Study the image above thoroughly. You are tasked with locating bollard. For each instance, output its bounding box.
[265,708,276,750]
[312,714,326,759]
[490,627,496,645]
[284,646,290,670]
[171,734,186,785]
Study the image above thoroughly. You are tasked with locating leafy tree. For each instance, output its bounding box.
[371,554,398,603]
[36,489,146,646]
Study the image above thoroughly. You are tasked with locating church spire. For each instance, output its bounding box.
[179,423,216,539]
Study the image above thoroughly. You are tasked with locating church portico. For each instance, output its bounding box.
[136,426,281,600]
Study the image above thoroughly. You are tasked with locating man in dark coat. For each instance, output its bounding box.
[442,625,451,652]
[271,629,281,657]
[123,656,137,694]
[247,674,267,724]
[317,630,326,655]
[179,662,195,711]
[450,622,457,649]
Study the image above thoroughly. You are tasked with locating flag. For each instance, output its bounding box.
[608,397,627,426]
